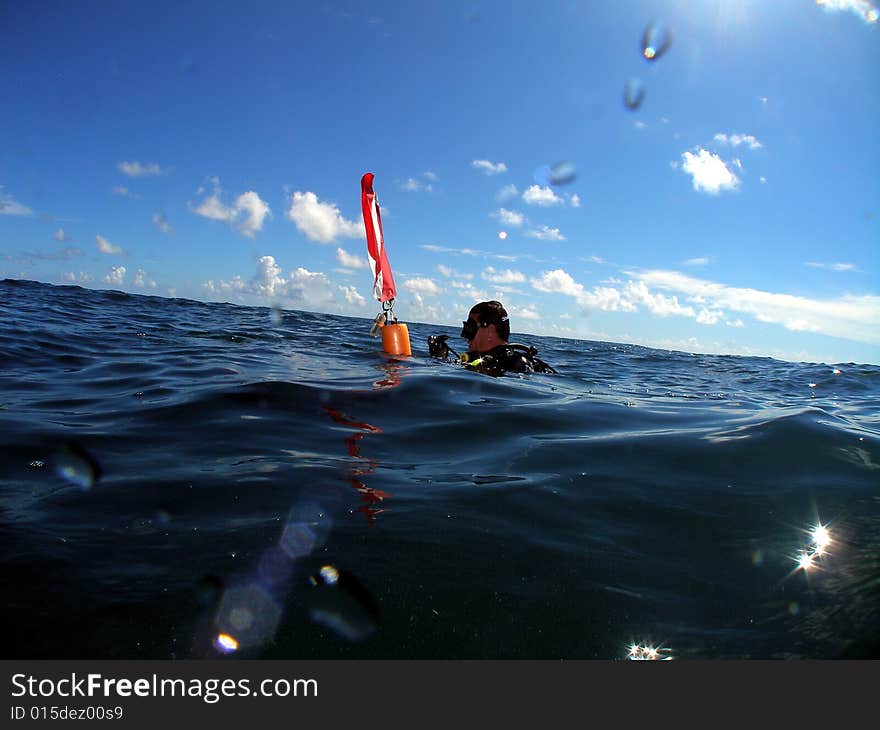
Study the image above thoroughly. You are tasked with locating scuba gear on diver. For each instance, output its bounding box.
[428,334,460,360]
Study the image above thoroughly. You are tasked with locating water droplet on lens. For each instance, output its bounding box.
[534,161,577,186]
[623,78,646,110]
[548,161,576,185]
[53,442,101,489]
[642,22,672,61]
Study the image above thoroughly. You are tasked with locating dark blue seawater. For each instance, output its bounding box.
[2,279,879,659]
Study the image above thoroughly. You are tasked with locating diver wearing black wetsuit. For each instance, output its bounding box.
[428,300,556,376]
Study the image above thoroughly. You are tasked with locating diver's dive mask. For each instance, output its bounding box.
[460,318,484,341]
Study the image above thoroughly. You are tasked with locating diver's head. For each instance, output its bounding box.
[461,300,509,352]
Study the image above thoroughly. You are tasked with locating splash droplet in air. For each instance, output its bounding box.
[641,22,672,61]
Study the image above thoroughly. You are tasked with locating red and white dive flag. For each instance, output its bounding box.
[361,172,397,304]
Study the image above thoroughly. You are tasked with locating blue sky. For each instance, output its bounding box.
[2,0,878,364]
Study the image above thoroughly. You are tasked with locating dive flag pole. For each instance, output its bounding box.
[361,172,411,356]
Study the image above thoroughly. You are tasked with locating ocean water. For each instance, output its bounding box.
[2,278,878,660]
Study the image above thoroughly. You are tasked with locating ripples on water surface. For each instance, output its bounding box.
[2,279,878,659]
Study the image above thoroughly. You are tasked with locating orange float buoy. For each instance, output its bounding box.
[381,322,411,356]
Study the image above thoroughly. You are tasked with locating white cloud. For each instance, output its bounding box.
[482,267,525,284]
[696,308,724,325]
[569,193,581,208]
[203,260,338,308]
[340,284,366,306]
[287,267,335,307]
[0,187,32,216]
[496,184,518,202]
[713,133,763,150]
[684,257,710,266]
[814,0,879,24]
[118,161,164,177]
[634,121,647,130]
[680,148,740,194]
[760,176,767,185]
[632,269,880,345]
[581,287,637,312]
[336,247,368,269]
[423,171,438,181]
[472,159,508,175]
[153,212,172,234]
[251,255,286,298]
[54,228,70,242]
[526,225,565,241]
[62,271,92,283]
[96,235,124,255]
[286,191,362,243]
[204,276,247,295]
[404,277,441,296]
[806,261,859,272]
[112,186,141,199]
[401,177,433,192]
[193,192,236,222]
[437,264,473,280]
[191,180,271,238]
[531,269,585,298]
[103,265,126,285]
[623,280,696,318]
[133,269,157,288]
[522,185,564,207]
[493,208,525,227]
[234,191,271,237]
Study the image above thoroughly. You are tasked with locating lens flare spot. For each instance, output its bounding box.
[641,23,672,62]
[797,550,815,571]
[279,502,332,559]
[214,584,282,649]
[257,546,294,586]
[319,565,340,585]
[811,523,831,554]
[625,643,673,660]
[214,633,239,653]
[53,442,102,490]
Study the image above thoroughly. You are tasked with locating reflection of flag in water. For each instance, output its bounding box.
[324,406,391,523]
[361,172,396,304]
